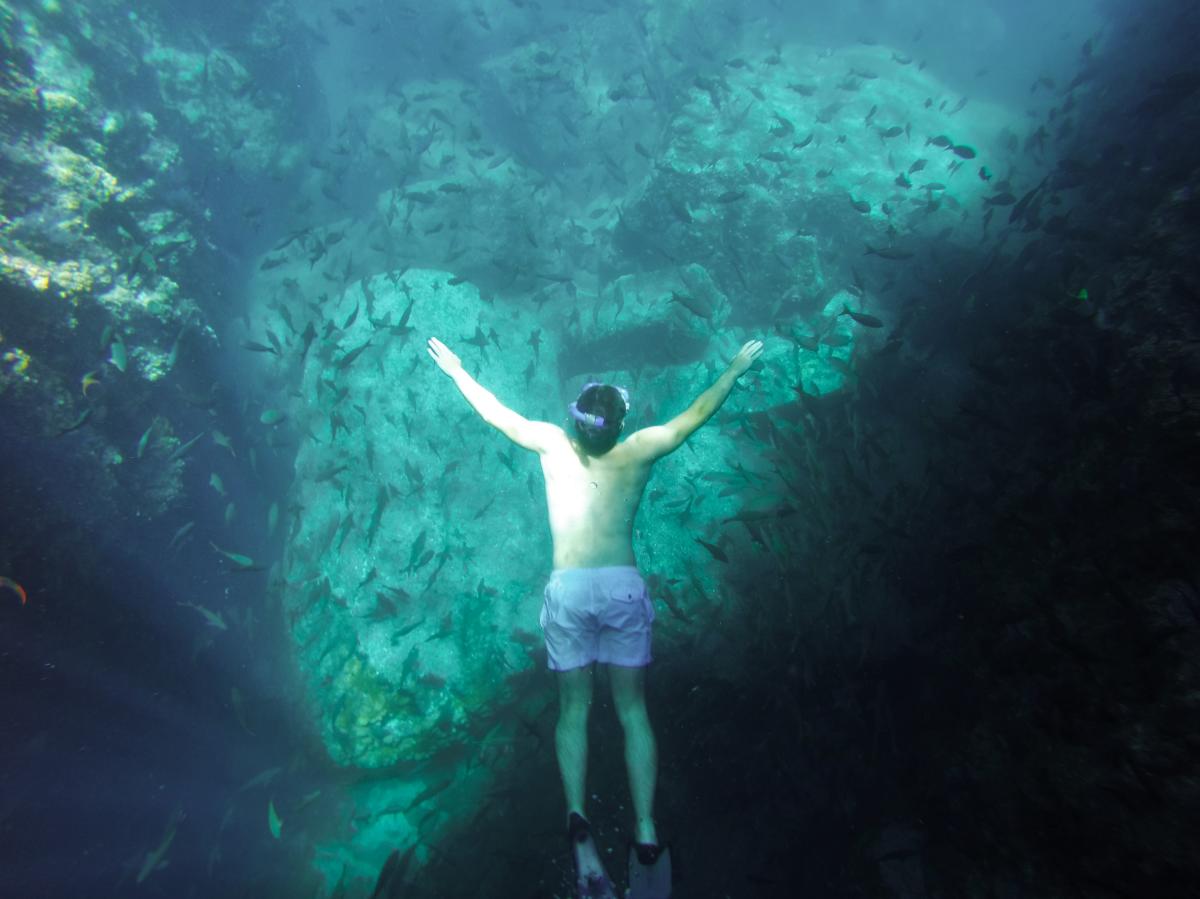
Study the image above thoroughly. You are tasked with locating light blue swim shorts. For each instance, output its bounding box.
[539,566,655,671]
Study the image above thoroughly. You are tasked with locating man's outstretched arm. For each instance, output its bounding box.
[625,338,764,461]
[426,337,560,453]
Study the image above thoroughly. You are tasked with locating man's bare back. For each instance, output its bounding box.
[538,430,654,569]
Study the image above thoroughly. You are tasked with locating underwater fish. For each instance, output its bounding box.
[80,369,102,396]
[298,322,317,359]
[694,537,728,563]
[136,423,155,459]
[136,807,183,884]
[669,291,714,320]
[209,542,257,570]
[231,688,256,736]
[268,799,283,839]
[166,327,185,368]
[56,408,92,436]
[241,340,279,355]
[840,305,884,328]
[109,336,128,372]
[849,197,871,213]
[168,521,195,551]
[168,432,204,462]
[407,530,427,571]
[212,430,235,456]
[864,244,913,260]
[951,144,977,159]
[177,601,228,631]
[0,577,27,606]
[405,777,454,812]
[335,339,373,370]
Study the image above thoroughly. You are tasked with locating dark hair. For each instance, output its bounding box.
[571,384,627,455]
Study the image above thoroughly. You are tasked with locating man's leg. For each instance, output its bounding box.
[555,664,594,822]
[608,664,658,846]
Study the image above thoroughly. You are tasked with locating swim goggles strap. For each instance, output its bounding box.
[569,382,629,429]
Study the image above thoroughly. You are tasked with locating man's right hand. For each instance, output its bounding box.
[728,339,764,378]
[427,337,463,376]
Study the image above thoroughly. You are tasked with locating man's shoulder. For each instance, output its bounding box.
[531,422,571,452]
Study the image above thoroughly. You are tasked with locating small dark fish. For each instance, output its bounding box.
[984,192,1016,206]
[864,244,913,260]
[793,133,813,150]
[894,173,912,188]
[715,190,746,203]
[463,326,489,349]
[669,291,714,321]
[907,159,927,174]
[839,304,883,328]
[447,276,467,286]
[168,431,204,462]
[299,322,317,359]
[694,537,728,563]
[849,197,870,213]
[342,302,359,330]
[877,125,903,139]
[335,339,373,370]
[56,407,92,436]
[951,144,976,159]
[241,340,279,355]
[438,182,467,193]
[259,256,287,271]
[407,530,427,571]
[926,135,953,148]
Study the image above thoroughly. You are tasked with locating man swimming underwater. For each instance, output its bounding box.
[428,335,764,898]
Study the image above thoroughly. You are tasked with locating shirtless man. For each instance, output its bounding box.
[427,335,764,898]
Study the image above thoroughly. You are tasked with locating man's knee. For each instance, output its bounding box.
[609,666,650,728]
[557,666,594,721]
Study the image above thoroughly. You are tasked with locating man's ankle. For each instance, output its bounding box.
[634,816,657,846]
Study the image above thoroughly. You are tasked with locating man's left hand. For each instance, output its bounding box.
[427,337,462,375]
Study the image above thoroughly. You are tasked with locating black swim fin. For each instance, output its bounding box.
[627,842,672,899]
[569,813,618,899]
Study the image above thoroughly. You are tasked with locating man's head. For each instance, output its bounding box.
[569,382,629,456]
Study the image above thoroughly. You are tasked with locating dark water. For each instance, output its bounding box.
[2,1,1199,897]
